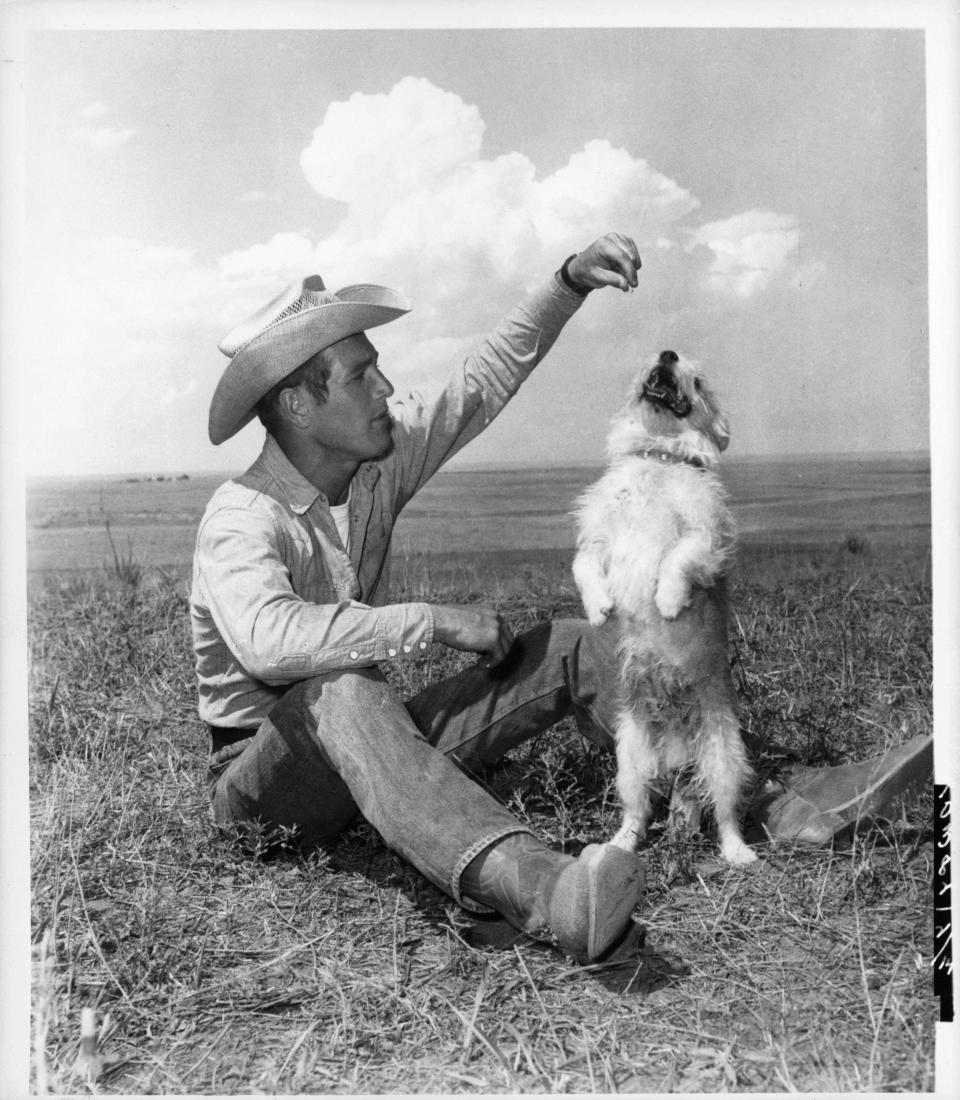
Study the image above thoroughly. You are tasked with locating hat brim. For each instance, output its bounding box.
[209,288,410,445]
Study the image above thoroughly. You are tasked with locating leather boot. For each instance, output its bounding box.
[756,734,932,844]
[459,832,645,962]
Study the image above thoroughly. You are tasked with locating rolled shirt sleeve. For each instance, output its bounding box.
[196,506,435,684]
[192,498,436,725]
[389,275,585,508]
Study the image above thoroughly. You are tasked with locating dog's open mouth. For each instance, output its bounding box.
[641,354,692,418]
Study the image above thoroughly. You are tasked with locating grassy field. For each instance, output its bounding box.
[27,538,936,1093]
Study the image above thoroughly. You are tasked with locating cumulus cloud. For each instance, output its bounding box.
[301,77,486,214]
[72,125,136,149]
[70,100,135,149]
[533,139,699,251]
[219,232,317,291]
[227,77,706,348]
[687,210,800,298]
[78,100,111,119]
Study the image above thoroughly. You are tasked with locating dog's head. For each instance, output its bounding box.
[607,350,730,465]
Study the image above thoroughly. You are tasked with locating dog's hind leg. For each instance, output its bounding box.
[610,708,660,852]
[695,706,758,865]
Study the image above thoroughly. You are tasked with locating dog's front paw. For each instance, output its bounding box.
[655,577,690,620]
[586,603,613,627]
[581,593,614,627]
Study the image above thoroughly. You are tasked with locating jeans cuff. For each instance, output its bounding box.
[451,826,537,914]
[207,738,253,790]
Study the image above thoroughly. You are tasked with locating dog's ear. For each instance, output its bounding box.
[714,413,731,453]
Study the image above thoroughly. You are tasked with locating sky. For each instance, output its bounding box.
[1,3,950,480]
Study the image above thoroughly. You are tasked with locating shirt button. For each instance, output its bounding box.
[387,648,397,657]
[349,650,359,660]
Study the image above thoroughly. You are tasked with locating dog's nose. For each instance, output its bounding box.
[658,350,679,365]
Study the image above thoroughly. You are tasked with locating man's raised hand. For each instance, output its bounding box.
[566,232,641,293]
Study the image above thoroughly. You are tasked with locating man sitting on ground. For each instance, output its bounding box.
[191,232,931,963]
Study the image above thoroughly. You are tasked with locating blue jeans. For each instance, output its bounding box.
[208,619,620,910]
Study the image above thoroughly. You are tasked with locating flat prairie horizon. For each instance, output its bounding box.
[25,452,931,576]
[23,447,932,485]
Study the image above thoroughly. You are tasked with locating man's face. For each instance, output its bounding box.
[299,333,396,464]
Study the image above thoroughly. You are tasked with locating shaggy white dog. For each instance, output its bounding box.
[573,350,757,866]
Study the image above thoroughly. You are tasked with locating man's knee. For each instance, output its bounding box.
[542,617,617,683]
[270,665,397,727]
[212,672,384,846]
[537,616,616,656]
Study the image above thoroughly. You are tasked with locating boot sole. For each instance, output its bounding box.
[580,843,645,961]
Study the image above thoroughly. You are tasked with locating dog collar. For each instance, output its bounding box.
[632,447,705,470]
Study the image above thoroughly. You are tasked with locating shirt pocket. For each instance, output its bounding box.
[297,515,360,603]
[284,527,338,603]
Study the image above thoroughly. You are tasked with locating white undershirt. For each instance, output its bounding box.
[329,493,351,553]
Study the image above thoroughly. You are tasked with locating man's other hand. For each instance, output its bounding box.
[432,604,515,666]
[567,232,641,293]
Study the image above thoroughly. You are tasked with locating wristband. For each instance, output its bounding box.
[559,253,591,297]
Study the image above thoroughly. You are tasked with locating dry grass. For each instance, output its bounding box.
[27,540,936,1093]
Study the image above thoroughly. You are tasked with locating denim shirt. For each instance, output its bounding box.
[190,274,585,729]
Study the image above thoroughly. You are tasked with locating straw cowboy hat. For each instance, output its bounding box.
[209,275,412,444]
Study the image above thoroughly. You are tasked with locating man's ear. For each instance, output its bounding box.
[277,385,310,430]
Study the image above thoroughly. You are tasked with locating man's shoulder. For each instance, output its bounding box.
[199,469,287,530]
[206,467,266,504]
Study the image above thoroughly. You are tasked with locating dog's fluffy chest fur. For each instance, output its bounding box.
[575,455,734,625]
